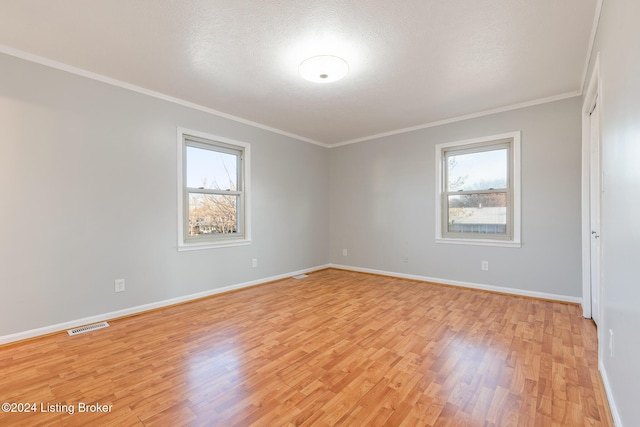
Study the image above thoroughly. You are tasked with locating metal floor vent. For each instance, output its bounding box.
[292,274,308,279]
[67,322,109,336]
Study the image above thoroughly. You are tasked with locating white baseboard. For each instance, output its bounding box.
[599,360,623,426]
[0,264,330,346]
[1,263,582,345]
[329,264,582,304]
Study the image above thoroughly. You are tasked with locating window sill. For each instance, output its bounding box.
[435,237,521,248]
[178,239,252,252]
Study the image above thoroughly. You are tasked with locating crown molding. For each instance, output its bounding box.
[330,91,582,147]
[0,44,329,148]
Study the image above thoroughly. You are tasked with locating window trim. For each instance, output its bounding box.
[435,131,521,248]
[177,127,251,251]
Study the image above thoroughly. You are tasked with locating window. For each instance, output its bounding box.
[435,132,521,247]
[177,128,250,250]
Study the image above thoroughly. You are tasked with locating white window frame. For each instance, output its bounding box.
[177,127,251,251]
[435,131,521,248]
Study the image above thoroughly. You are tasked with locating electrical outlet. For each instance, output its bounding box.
[609,329,614,357]
[343,248,348,256]
[114,279,125,293]
[252,258,258,268]
[481,261,489,271]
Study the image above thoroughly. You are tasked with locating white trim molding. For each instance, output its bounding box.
[599,361,623,426]
[435,131,522,248]
[580,0,604,93]
[0,265,330,346]
[0,44,328,148]
[581,53,601,319]
[329,264,582,304]
[332,93,579,147]
[0,44,583,150]
[176,127,252,251]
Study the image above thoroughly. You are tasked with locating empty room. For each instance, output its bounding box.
[0,0,638,425]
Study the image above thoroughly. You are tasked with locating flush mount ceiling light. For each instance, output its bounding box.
[299,55,349,83]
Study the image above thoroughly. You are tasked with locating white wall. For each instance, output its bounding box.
[329,98,583,299]
[0,53,329,339]
[586,0,640,424]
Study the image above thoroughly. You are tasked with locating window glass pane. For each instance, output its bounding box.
[447,193,507,234]
[186,146,238,190]
[447,148,507,191]
[188,193,238,236]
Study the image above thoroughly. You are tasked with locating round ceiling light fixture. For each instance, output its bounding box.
[299,55,349,83]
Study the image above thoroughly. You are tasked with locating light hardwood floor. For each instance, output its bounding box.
[0,269,611,426]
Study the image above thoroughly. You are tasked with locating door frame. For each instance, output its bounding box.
[581,53,601,320]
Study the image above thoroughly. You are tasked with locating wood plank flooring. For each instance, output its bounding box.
[0,269,612,426]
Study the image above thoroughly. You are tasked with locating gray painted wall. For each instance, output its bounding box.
[329,97,583,298]
[0,53,329,337]
[587,0,640,424]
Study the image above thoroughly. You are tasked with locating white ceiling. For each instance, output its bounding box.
[0,1,599,146]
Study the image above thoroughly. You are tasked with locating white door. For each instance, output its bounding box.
[589,100,601,325]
